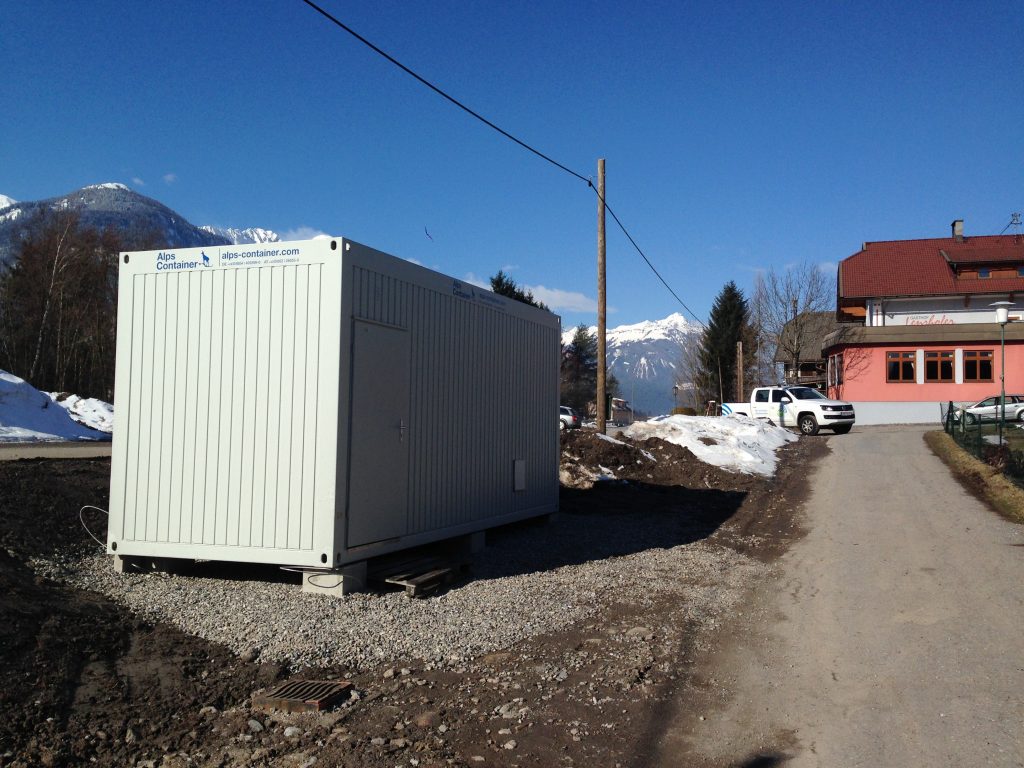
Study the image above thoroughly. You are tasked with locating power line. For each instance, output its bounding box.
[299,0,705,327]
[600,196,706,328]
[298,0,588,184]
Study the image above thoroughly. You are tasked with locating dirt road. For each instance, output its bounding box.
[0,441,111,460]
[658,426,1024,767]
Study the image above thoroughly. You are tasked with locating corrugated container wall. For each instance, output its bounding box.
[107,238,560,570]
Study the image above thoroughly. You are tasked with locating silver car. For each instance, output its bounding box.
[559,406,581,430]
[957,394,1024,424]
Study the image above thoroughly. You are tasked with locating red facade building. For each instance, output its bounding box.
[823,220,1024,424]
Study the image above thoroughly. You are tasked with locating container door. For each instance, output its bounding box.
[347,320,411,547]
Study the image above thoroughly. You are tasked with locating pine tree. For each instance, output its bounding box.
[560,324,597,414]
[695,281,752,406]
[489,270,549,310]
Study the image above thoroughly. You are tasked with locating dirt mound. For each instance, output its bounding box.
[0,459,286,768]
[560,430,760,492]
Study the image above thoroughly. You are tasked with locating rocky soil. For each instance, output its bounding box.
[0,430,822,767]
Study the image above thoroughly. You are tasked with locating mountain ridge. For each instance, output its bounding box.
[563,312,700,416]
[199,225,281,244]
[0,184,230,267]
[0,184,285,267]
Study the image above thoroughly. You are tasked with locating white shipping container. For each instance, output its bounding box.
[107,237,560,572]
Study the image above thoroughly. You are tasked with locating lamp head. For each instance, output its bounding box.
[990,300,1013,326]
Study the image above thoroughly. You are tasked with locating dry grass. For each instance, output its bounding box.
[924,430,1024,525]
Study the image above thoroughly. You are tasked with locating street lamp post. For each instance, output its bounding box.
[672,384,679,412]
[991,301,1012,448]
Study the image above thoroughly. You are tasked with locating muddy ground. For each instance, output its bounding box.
[0,432,824,767]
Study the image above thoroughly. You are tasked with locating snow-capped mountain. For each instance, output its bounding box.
[562,312,701,416]
[0,183,229,267]
[0,184,291,266]
[199,225,281,245]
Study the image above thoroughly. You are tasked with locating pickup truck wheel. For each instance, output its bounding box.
[831,424,852,434]
[965,413,978,425]
[798,413,819,436]
[1017,410,1024,423]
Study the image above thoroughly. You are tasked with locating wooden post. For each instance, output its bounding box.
[790,296,798,384]
[736,340,744,401]
[596,159,607,433]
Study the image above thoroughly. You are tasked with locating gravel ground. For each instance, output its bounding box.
[32,517,765,673]
[2,435,819,767]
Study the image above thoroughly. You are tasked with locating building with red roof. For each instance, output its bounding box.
[823,219,1024,424]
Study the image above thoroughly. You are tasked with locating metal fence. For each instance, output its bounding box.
[942,401,1024,488]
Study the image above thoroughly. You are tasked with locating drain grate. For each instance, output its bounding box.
[252,679,353,713]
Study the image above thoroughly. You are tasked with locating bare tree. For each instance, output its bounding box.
[751,263,835,385]
[824,324,872,400]
[675,332,704,410]
[0,208,122,397]
[28,210,78,383]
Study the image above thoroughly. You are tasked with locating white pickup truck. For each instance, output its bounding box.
[722,386,855,435]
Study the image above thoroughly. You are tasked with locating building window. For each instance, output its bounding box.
[925,351,954,382]
[978,268,991,278]
[886,351,916,382]
[1018,266,1024,277]
[963,350,993,382]
[828,353,844,386]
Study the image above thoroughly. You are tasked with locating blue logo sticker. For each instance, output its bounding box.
[453,280,475,300]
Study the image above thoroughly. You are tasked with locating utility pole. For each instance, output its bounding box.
[596,158,607,433]
[736,340,744,401]
[790,296,798,385]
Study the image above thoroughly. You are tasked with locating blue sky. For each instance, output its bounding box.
[2,0,1021,327]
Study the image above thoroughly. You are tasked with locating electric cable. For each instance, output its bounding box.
[299,0,707,326]
[79,505,108,549]
[279,565,346,590]
[601,197,707,328]
[299,0,588,183]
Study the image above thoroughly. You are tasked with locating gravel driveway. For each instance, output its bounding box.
[655,425,1024,767]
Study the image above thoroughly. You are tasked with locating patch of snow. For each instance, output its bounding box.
[47,392,114,434]
[0,371,110,442]
[0,193,17,210]
[624,414,797,476]
[200,225,281,244]
[562,312,695,347]
[84,182,129,191]
[0,207,22,223]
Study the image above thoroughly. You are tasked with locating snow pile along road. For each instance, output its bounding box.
[0,371,111,442]
[624,414,797,476]
[47,392,114,434]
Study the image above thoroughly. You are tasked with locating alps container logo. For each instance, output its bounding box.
[155,251,209,271]
[452,280,475,300]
